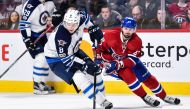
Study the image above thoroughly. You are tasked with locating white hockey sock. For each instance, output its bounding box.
[33,53,49,82]
[73,70,106,105]
[87,73,105,96]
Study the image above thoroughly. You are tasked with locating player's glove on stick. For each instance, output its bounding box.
[25,38,36,51]
[83,57,101,75]
[94,58,104,68]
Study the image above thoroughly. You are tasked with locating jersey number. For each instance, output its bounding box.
[59,47,64,53]
[24,9,31,17]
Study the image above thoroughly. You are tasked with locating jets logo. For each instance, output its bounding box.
[39,11,49,25]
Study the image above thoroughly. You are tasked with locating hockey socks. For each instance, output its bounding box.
[73,70,112,107]
[119,68,147,97]
[33,53,49,82]
[128,79,147,97]
[143,75,166,99]
[87,73,105,95]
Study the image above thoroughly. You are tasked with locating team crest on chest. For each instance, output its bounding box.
[39,11,49,25]
[112,53,125,60]
[58,40,67,46]
[109,48,125,60]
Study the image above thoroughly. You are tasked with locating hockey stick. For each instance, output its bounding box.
[93,70,97,109]
[93,40,98,109]
[71,80,81,93]
[0,26,53,79]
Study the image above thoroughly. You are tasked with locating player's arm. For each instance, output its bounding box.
[46,0,56,15]
[103,41,142,75]
[95,38,109,59]
[46,0,57,26]
[20,10,32,40]
[19,4,36,50]
[81,11,104,46]
[94,37,114,68]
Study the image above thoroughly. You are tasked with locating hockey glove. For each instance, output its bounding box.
[52,11,63,27]
[83,58,101,76]
[104,60,121,74]
[25,38,36,51]
[94,58,104,68]
[88,25,103,44]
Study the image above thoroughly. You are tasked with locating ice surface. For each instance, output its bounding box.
[0,93,188,109]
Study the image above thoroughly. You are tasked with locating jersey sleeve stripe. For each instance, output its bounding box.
[20,20,31,24]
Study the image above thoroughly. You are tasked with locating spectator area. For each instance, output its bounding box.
[0,0,190,30]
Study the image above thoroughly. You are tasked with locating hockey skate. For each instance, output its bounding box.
[34,82,55,95]
[101,99,113,109]
[142,94,160,107]
[163,96,180,105]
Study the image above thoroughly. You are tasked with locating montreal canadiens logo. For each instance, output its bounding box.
[39,11,49,25]
[112,53,124,60]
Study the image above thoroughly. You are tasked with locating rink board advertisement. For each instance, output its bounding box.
[0,31,190,94]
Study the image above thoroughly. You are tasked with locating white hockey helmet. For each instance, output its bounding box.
[63,10,80,33]
[63,10,80,26]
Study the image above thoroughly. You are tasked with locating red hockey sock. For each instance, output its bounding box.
[119,68,147,97]
[131,82,147,97]
[143,75,166,99]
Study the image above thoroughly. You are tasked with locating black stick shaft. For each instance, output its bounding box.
[93,40,98,109]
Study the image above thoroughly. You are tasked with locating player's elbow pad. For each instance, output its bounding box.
[88,25,103,44]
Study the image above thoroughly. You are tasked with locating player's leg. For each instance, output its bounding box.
[131,56,180,105]
[73,70,113,109]
[118,68,160,107]
[46,56,113,109]
[87,73,105,96]
[143,75,180,105]
[33,53,55,94]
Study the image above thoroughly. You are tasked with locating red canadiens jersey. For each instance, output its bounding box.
[96,28,142,68]
[168,3,190,23]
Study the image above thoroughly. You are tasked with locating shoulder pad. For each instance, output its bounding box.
[22,0,41,21]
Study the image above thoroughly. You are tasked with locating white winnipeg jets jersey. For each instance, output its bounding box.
[44,11,94,58]
[20,0,55,40]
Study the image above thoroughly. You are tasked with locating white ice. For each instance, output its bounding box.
[0,93,189,109]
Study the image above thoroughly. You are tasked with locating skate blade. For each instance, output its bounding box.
[34,89,49,95]
[49,90,56,94]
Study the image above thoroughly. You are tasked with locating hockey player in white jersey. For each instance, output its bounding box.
[19,0,56,94]
[44,9,113,109]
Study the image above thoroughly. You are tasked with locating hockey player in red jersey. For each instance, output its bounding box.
[95,17,181,107]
